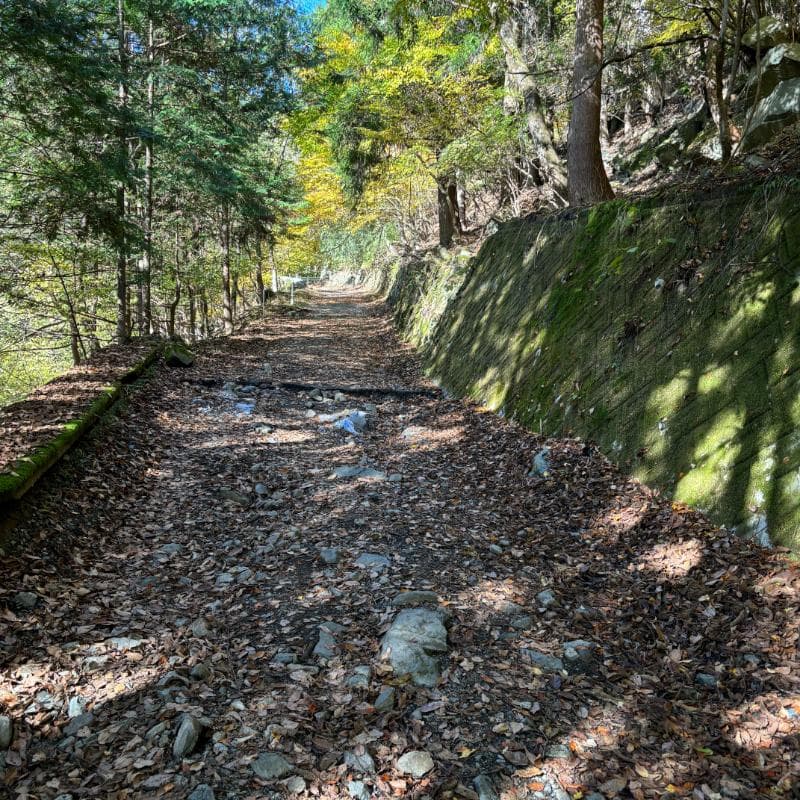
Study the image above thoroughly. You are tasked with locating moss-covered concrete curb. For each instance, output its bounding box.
[0,345,163,506]
[387,176,800,552]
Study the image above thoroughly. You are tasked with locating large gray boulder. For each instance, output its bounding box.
[742,17,791,50]
[742,44,800,105]
[380,608,448,687]
[741,78,800,150]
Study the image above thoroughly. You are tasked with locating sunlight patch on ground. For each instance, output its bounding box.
[722,692,800,751]
[636,538,704,579]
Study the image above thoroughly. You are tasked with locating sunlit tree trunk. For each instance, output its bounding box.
[567,0,614,206]
[220,206,233,334]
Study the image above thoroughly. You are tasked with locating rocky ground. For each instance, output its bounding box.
[0,289,798,800]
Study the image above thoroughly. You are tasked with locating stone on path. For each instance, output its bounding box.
[391,590,439,607]
[355,553,390,570]
[344,749,376,774]
[373,686,396,713]
[320,547,340,565]
[347,780,371,800]
[13,592,38,611]
[188,785,215,800]
[0,715,12,749]
[313,629,338,659]
[536,589,556,608]
[522,648,564,673]
[346,665,372,689]
[173,715,203,759]
[396,750,434,777]
[164,342,195,368]
[286,776,306,793]
[380,608,448,687]
[562,639,597,674]
[332,465,387,481]
[251,752,294,779]
[473,774,500,800]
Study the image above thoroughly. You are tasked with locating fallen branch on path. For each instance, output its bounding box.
[189,377,440,399]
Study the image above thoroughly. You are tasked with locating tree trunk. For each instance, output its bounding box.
[567,0,615,206]
[437,184,455,248]
[220,206,233,334]
[270,243,279,294]
[141,14,155,334]
[712,0,733,161]
[255,238,266,308]
[187,284,197,342]
[115,0,129,343]
[499,14,568,203]
[168,279,181,338]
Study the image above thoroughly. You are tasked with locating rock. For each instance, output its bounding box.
[695,672,718,688]
[313,629,338,659]
[67,696,86,718]
[188,785,215,800]
[391,590,439,607]
[373,686,396,713]
[380,608,448,687]
[255,483,268,495]
[488,544,503,555]
[320,547,340,565]
[334,391,347,402]
[742,78,800,150]
[218,488,250,506]
[521,649,564,673]
[346,665,372,689]
[473,774,500,800]
[12,591,38,611]
[655,104,709,166]
[355,553,390,569]
[396,750,434,777]
[272,651,297,664]
[216,572,235,585]
[107,636,144,651]
[158,542,183,555]
[286,776,306,793]
[165,342,195,367]
[536,590,556,609]
[742,16,790,49]
[0,716,12,749]
[344,749,376,774]
[510,615,532,629]
[332,465,387,481]
[742,44,800,104]
[190,618,211,638]
[562,639,597,674]
[529,448,551,478]
[173,715,203,759]
[251,752,294,779]
[347,780,371,800]
[545,744,572,760]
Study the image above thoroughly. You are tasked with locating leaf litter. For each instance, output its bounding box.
[0,288,798,800]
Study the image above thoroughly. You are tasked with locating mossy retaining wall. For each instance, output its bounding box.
[389,176,800,551]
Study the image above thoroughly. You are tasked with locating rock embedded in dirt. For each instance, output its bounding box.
[172,715,203,759]
[396,750,434,777]
[473,774,500,800]
[373,686,396,713]
[347,780,371,800]
[510,615,532,629]
[286,776,306,793]
[346,665,372,688]
[313,629,338,659]
[344,749,376,774]
[695,672,718,688]
[562,639,597,674]
[391,590,439,607]
[188,785,215,800]
[332,465,387,481]
[536,589,556,608]
[0,715,13,749]
[251,752,294,780]
[521,648,564,673]
[13,591,39,611]
[190,662,212,681]
[320,547,340,565]
[355,553,390,569]
[190,618,211,638]
[381,608,448,687]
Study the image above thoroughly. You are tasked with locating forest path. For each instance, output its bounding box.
[1,288,798,800]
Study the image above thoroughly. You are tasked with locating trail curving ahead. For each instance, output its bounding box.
[1,288,798,799]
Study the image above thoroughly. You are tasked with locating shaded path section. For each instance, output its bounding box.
[0,288,798,799]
